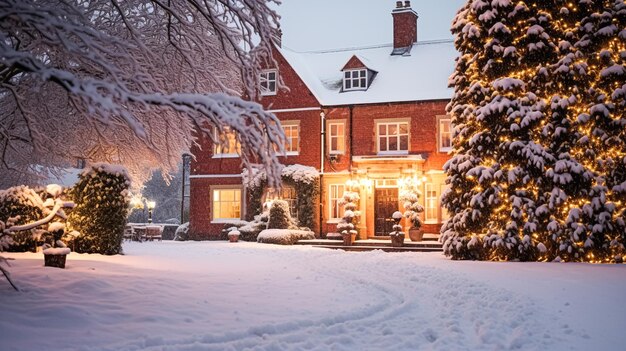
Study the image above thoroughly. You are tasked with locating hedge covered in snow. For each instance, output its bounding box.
[257,229,315,245]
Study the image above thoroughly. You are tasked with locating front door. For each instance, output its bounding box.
[374,187,398,235]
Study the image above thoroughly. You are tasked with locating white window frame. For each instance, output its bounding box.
[438,116,452,153]
[213,127,240,158]
[328,121,346,155]
[282,121,300,156]
[328,184,346,221]
[343,69,368,91]
[424,183,438,224]
[376,119,410,155]
[260,69,277,96]
[211,187,242,223]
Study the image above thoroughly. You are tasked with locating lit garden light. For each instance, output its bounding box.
[147,201,156,224]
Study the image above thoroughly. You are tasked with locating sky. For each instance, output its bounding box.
[276,0,466,52]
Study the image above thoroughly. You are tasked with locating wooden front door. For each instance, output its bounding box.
[375,187,399,235]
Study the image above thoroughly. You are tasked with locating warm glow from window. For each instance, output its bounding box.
[283,124,299,155]
[439,118,452,152]
[214,127,241,156]
[212,188,241,220]
[329,184,346,219]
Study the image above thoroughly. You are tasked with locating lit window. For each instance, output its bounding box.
[264,187,298,219]
[260,69,277,96]
[328,122,345,154]
[425,183,437,223]
[343,69,368,91]
[377,121,409,154]
[329,184,346,219]
[213,127,240,157]
[283,123,299,155]
[439,118,452,152]
[212,188,241,221]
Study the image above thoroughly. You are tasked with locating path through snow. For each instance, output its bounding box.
[1,242,623,350]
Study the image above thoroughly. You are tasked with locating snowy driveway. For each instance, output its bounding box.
[1,241,625,350]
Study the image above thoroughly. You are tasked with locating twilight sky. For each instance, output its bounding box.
[276,0,466,52]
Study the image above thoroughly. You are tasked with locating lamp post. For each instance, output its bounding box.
[147,201,156,224]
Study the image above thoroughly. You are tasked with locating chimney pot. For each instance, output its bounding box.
[396,1,402,8]
[404,1,411,7]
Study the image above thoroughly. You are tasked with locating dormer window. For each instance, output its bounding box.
[260,69,277,96]
[343,69,368,91]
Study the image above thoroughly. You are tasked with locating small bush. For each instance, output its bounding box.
[267,200,296,230]
[220,220,250,240]
[257,229,315,245]
[237,214,268,241]
[174,222,190,241]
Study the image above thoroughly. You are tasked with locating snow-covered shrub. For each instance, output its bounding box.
[0,217,20,290]
[69,163,130,255]
[400,189,423,229]
[267,200,297,230]
[257,229,315,245]
[174,222,189,241]
[237,213,269,241]
[0,185,46,252]
[337,189,360,236]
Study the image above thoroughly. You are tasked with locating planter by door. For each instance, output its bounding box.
[342,233,356,246]
[408,228,424,242]
[44,254,67,268]
[390,233,405,247]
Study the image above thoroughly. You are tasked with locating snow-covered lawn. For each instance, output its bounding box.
[1,242,625,351]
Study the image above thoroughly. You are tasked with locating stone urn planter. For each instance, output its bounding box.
[390,212,405,247]
[408,228,424,242]
[390,232,405,247]
[228,230,240,243]
[342,232,357,246]
[43,248,70,269]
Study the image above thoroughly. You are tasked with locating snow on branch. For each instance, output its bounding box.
[0,0,283,187]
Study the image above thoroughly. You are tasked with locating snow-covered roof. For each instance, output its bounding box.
[278,40,457,106]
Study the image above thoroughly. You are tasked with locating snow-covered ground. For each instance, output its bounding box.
[1,242,625,351]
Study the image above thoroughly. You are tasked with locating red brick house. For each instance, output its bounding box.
[189,1,457,239]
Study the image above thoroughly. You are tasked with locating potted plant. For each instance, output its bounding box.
[389,211,405,247]
[42,222,71,268]
[227,228,240,243]
[400,189,424,241]
[337,189,360,246]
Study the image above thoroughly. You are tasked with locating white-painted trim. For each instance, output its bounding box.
[190,174,242,179]
[267,107,320,113]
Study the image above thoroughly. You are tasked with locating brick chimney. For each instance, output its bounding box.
[391,1,418,55]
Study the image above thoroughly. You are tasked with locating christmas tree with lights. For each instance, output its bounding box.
[441,0,626,262]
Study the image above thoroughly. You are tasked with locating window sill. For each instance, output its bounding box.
[329,151,345,155]
[439,147,452,153]
[377,151,409,156]
[212,154,239,159]
[423,221,438,224]
[260,91,277,96]
[211,219,241,224]
[326,219,342,224]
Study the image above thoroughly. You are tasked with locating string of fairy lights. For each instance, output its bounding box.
[444,0,625,262]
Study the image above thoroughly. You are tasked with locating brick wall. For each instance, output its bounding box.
[392,9,418,49]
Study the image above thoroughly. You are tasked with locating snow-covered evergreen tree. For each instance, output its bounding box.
[69,164,130,255]
[442,0,626,262]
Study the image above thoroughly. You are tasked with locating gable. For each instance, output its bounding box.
[341,55,369,71]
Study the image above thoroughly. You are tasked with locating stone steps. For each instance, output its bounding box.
[296,238,443,253]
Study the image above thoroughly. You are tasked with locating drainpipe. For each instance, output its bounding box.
[349,105,354,173]
[319,109,326,237]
